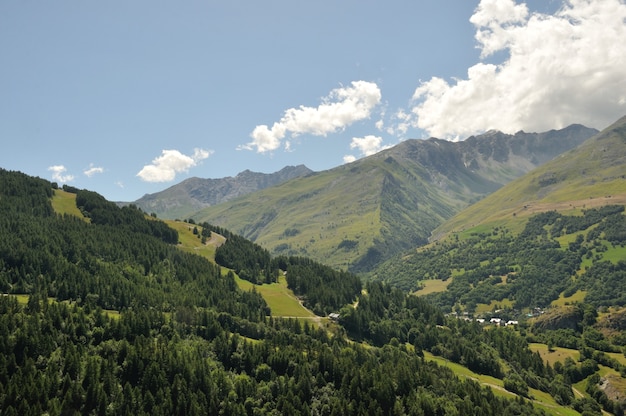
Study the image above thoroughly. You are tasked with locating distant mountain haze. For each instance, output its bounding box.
[132,164,313,220]
[184,124,598,272]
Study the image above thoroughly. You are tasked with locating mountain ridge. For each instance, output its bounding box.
[431,115,626,240]
[132,164,313,219]
[190,124,598,271]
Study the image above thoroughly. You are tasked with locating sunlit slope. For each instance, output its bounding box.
[194,153,462,271]
[433,115,626,239]
[193,126,596,271]
[51,189,87,220]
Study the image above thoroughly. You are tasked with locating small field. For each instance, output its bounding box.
[235,275,317,318]
[529,343,580,366]
[413,279,451,296]
[51,189,87,220]
[165,220,224,261]
[551,290,587,307]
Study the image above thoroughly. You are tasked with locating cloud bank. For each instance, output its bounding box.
[48,165,74,183]
[137,148,211,182]
[401,0,626,139]
[243,81,382,153]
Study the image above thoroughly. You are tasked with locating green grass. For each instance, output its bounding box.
[551,290,587,307]
[580,241,626,270]
[194,166,387,270]
[423,351,508,392]
[164,220,223,262]
[423,351,579,415]
[103,309,121,320]
[595,242,626,264]
[606,351,626,367]
[528,343,580,366]
[413,279,451,296]
[169,221,315,318]
[13,294,29,305]
[235,275,316,318]
[51,189,88,220]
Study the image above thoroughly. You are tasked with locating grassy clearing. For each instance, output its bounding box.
[12,294,29,305]
[529,343,580,366]
[103,309,121,320]
[423,351,578,415]
[235,275,316,318]
[595,243,626,264]
[551,290,587,307]
[580,241,626,269]
[413,279,451,296]
[423,352,509,393]
[51,189,87,220]
[606,351,626,367]
[165,220,223,262]
[169,220,313,318]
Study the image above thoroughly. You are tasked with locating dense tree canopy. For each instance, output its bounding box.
[2,168,624,415]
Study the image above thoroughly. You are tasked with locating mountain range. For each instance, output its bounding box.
[134,124,598,272]
[132,164,313,220]
[432,114,626,239]
[3,115,626,415]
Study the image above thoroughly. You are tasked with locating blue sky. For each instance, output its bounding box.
[1,0,625,201]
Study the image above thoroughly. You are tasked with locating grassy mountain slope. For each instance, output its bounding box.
[433,115,626,240]
[193,125,596,271]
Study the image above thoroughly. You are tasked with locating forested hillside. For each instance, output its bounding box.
[2,167,607,415]
[371,205,626,414]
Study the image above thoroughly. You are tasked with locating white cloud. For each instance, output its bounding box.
[242,80,382,153]
[402,0,626,139]
[48,165,74,183]
[137,148,212,182]
[84,164,104,177]
[350,135,389,156]
[343,135,391,163]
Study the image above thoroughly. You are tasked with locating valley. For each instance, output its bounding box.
[1,116,626,415]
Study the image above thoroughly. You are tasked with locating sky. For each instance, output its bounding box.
[1,0,625,202]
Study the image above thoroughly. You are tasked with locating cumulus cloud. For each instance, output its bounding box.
[48,165,74,183]
[350,135,390,156]
[343,135,391,163]
[402,0,626,139]
[343,155,357,164]
[241,81,382,153]
[84,164,104,177]
[137,148,212,183]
